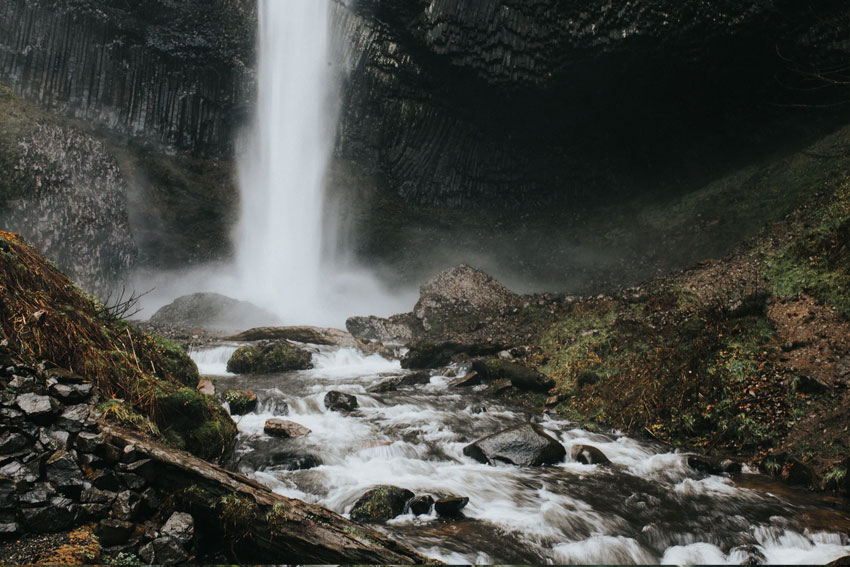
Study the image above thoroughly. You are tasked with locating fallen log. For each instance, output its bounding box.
[100,424,434,564]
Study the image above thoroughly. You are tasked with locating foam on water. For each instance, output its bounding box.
[189,345,240,376]
[209,346,850,564]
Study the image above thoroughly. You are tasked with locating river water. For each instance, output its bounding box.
[190,345,850,564]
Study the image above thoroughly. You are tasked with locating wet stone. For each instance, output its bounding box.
[0,459,40,484]
[463,423,566,467]
[324,391,358,412]
[91,469,121,492]
[571,444,611,465]
[7,376,36,392]
[75,431,105,454]
[120,458,157,482]
[0,522,19,536]
[19,483,56,507]
[21,497,77,533]
[434,496,469,517]
[45,450,85,498]
[408,495,434,516]
[15,393,56,417]
[39,429,70,452]
[56,403,91,432]
[49,382,94,403]
[264,452,322,472]
[81,486,117,505]
[0,432,31,454]
[111,490,142,521]
[264,418,311,439]
[350,486,414,523]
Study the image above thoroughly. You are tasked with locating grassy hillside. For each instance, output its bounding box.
[0,231,236,460]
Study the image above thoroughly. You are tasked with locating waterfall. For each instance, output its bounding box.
[234,0,336,324]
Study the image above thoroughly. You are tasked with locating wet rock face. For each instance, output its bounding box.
[0,0,256,154]
[463,423,566,466]
[0,124,136,297]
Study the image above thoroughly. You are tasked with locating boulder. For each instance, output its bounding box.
[414,265,517,329]
[828,556,850,566]
[434,496,469,517]
[472,359,555,392]
[570,445,611,465]
[408,495,434,516]
[264,419,311,439]
[223,390,258,415]
[56,403,92,432]
[324,391,358,412]
[162,511,194,546]
[228,326,353,347]
[349,486,414,523]
[149,292,277,331]
[463,423,566,466]
[781,458,814,487]
[197,380,215,396]
[226,342,312,374]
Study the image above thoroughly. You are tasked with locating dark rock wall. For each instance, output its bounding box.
[0,0,256,154]
[333,0,849,207]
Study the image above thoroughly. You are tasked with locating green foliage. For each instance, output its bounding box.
[104,553,143,566]
[219,493,257,541]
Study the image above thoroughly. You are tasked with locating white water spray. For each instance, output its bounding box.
[234,0,335,324]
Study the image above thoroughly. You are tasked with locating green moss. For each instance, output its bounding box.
[266,502,288,536]
[226,342,312,374]
[157,388,237,461]
[150,335,200,386]
[95,399,161,437]
[765,182,850,315]
[223,389,255,414]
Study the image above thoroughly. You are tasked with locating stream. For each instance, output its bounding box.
[190,344,850,565]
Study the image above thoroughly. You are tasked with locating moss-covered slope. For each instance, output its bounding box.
[0,231,236,461]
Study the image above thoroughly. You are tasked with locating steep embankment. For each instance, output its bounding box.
[349,122,850,494]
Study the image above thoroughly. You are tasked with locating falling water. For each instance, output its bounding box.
[235,0,336,324]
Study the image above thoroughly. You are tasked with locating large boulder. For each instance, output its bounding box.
[571,445,611,465]
[226,342,313,374]
[349,486,414,523]
[401,341,503,369]
[415,265,517,324]
[228,326,354,347]
[463,423,566,466]
[149,293,278,331]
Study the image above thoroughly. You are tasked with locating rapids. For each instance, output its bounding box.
[191,345,850,564]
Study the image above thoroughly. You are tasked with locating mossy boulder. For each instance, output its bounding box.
[226,341,313,374]
[472,358,555,392]
[223,389,258,415]
[349,486,414,523]
[157,388,238,461]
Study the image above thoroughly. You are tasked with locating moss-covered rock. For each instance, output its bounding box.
[349,486,414,523]
[226,341,312,374]
[157,388,237,462]
[223,389,258,415]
